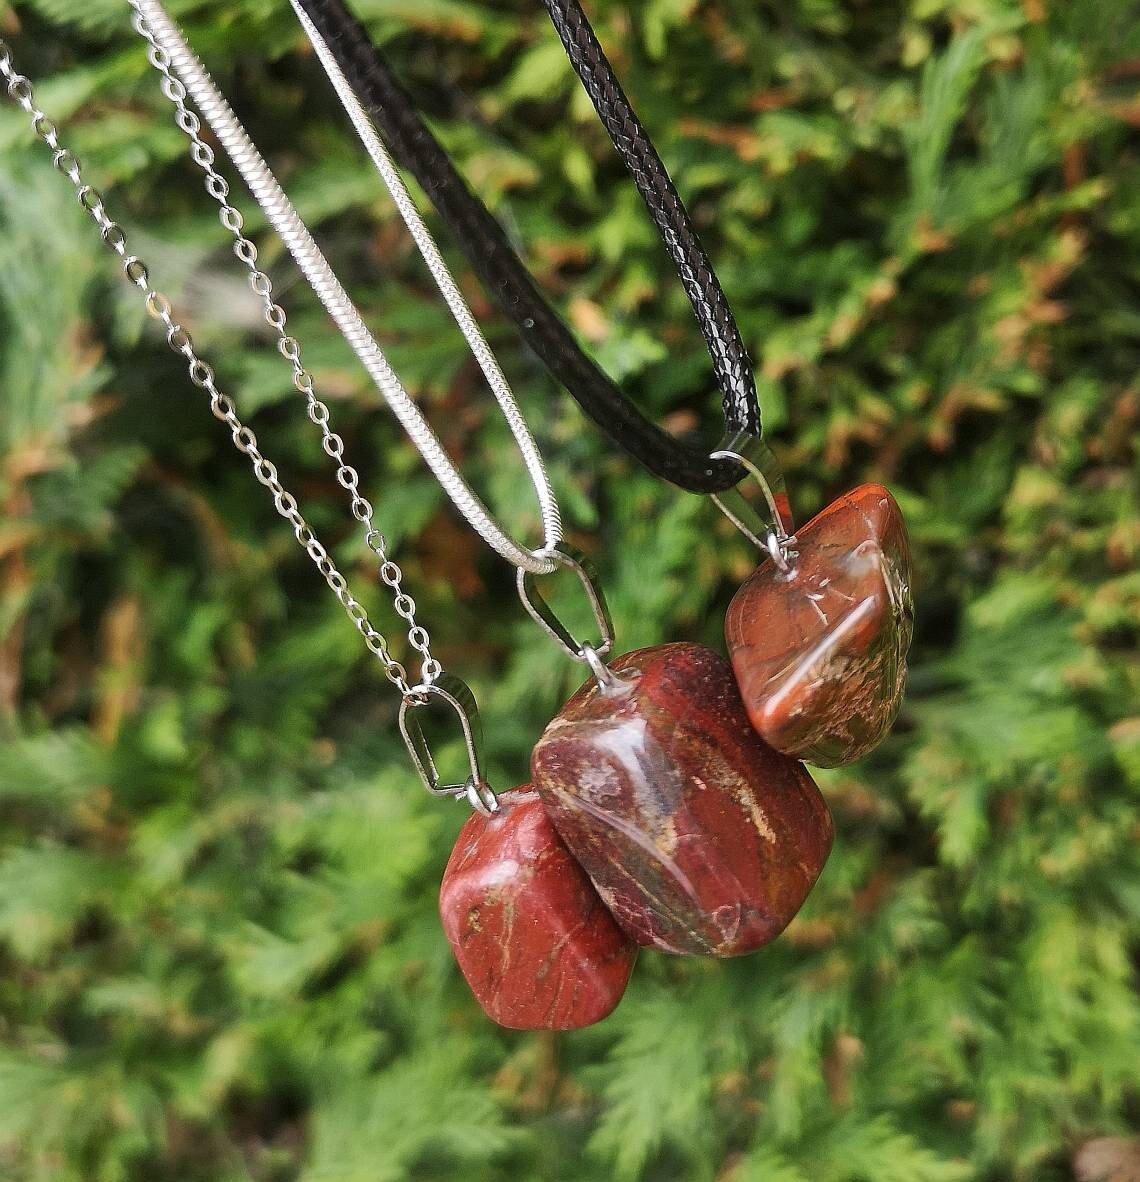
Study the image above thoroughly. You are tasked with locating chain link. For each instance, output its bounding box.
[132,12,441,686]
[0,39,424,696]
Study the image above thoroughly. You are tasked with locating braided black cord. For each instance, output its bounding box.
[541,0,761,440]
[293,0,752,492]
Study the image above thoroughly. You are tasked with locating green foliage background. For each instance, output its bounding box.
[1,0,1138,1178]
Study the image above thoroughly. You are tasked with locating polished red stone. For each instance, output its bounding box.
[440,787,637,1029]
[725,483,913,768]
[531,643,833,957]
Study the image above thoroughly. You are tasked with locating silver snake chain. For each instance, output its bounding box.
[130,0,563,577]
[0,37,435,698]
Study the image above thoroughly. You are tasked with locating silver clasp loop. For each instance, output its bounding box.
[710,431,797,567]
[517,543,615,682]
[398,676,498,814]
[580,642,619,690]
[463,777,500,816]
[765,529,796,572]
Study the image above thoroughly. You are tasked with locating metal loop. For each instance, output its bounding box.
[709,430,796,552]
[580,642,619,690]
[32,113,56,143]
[464,778,500,816]
[145,290,172,321]
[765,529,798,573]
[516,541,613,665]
[52,148,80,180]
[77,185,103,213]
[101,222,127,253]
[398,676,496,809]
[188,359,214,388]
[7,76,33,105]
[166,323,191,354]
[123,256,149,288]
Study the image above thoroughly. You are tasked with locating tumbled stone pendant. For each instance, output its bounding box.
[531,643,833,957]
[439,787,637,1029]
[725,483,913,768]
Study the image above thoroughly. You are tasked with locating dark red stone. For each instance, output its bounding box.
[725,483,913,768]
[439,787,637,1030]
[531,643,833,957]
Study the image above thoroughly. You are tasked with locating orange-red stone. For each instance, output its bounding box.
[531,643,833,957]
[439,787,637,1030]
[726,484,913,767]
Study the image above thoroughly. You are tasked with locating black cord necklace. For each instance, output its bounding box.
[539,0,761,443]
[293,0,760,494]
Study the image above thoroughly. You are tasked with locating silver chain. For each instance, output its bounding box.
[132,12,441,688]
[0,38,426,697]
[290,0,562,555]
[130,0,563,576]
[292,2,624,689]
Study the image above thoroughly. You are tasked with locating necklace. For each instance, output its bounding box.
[286,0,914,971]
[4,21,633,1030]
[137,0,875,1015]
[0,44,427,708]
[294,0,915,766]
[2,0,913,1032]
[291,0,749,494]
[128,2,642,1029]
[134,1,562,580]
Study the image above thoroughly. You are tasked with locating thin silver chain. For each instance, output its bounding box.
[0,38,426,697]
[130,0,563,576]
[132,12,441,688]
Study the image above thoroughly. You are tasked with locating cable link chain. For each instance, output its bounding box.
[0,39,422,696]
[132,11,441,687]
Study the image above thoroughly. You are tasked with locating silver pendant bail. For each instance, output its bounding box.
[709,431,798,568]
[517,541,618,687]
[398,675,498,814]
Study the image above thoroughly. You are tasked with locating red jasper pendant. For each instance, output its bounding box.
[725,484,913,768]
[531,643,832,957]
[439,787,637,1029]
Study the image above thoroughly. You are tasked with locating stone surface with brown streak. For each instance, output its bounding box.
[439,787,637,1030]
[725,483,913,768]
[531,643,833,957]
